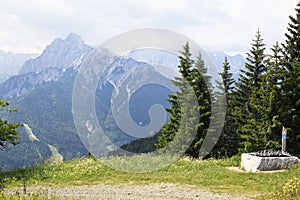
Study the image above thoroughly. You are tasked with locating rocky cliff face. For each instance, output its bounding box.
[19,33,93,74]
[0,67,63,99]
[0,33,93,99]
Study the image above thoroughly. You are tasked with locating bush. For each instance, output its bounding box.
[228,154,241,167]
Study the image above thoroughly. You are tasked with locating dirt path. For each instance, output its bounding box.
[7,183,253,200]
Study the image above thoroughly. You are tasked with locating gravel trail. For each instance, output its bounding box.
[7,183,253,200]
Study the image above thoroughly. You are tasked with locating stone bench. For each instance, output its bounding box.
[241,153,300,172]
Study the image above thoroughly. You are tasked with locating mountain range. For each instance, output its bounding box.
[0,50,37,83]
[0,33,246,170]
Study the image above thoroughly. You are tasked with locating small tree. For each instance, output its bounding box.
[0,99,21,149]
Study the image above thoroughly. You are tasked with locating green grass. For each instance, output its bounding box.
[0,190,60,200]
[0,155,299,199]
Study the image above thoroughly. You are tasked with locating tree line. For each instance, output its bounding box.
[156,2,300,158]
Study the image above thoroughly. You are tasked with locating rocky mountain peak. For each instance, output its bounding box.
[65,33,84,44]
[19,33,93,75]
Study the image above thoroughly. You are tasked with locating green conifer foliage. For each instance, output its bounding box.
[0,99,21,150]
[212,57,236,158]
[233,30,268,152]
[281,2,300,156]
[156,43,212,158]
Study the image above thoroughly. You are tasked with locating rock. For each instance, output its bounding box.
[241,153,300,172]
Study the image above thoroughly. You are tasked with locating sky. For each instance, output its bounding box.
[0,0,299,55]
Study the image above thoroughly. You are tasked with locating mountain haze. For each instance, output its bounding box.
[0,50,37,83]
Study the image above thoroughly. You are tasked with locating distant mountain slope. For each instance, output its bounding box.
[0,54,174,170]
[207,51,245,80]
[128,49,246,81]
[0,127,52,170]
[0,50,37,83]
[95,57,173,148]
[0,67,63,99]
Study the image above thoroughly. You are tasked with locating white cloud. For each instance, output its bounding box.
[0,0,298,54]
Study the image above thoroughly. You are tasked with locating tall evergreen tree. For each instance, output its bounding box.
[260,42,284,149]
[283,1,300,63]
[156,43,194,154]
[233,30,268,152]
[156,43,212,158]
[247,42,284,151]
[211,57,236,158]
[187,53,212,158]
[280,2,300,156]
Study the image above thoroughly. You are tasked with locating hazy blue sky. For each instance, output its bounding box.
[0,0,298,55]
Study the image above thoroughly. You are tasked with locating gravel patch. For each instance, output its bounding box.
[6,183,253,200]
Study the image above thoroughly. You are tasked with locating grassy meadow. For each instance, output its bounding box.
[0,155,299,199]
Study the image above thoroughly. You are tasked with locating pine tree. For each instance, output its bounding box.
[211,57,236,158]
[283,1,300,63]
[246,43,284,151]
[156,43,212,158]
[280,2,300,155]
[233,29,268,152]
[155,94,181,149]
[220,57,235,94]
[280,2,300,156]
[187,53,212,158]
[156,43,195,154]
[257,42,284,149]
[267,42,285,84]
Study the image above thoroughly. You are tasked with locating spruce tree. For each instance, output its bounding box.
[156,43,195,154]
[257,42,284,149]
[246,44,283,151]
[281,2,300,155]
[233,29,268,152]
[283,1,300,63]
[220,57,235,94]
[156,43,212,158]
[187,53,212,158]
[211,57,236,158]
[155,94,181,149]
